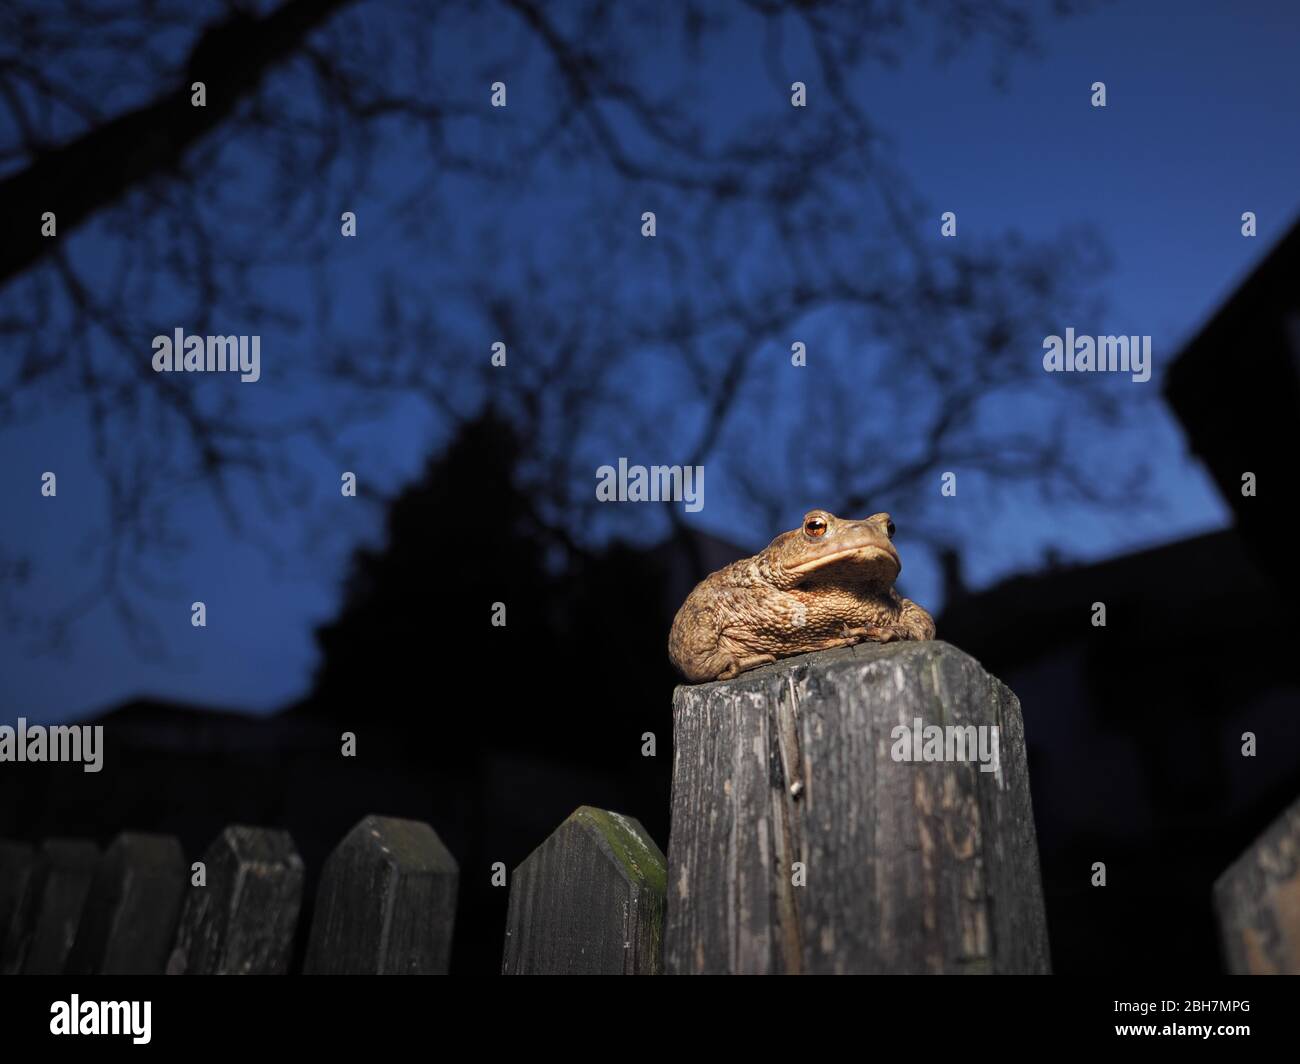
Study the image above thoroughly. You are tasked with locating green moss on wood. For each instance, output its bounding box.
[572,807,667,898]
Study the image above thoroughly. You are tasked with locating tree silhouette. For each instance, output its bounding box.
[0,0,1130,648]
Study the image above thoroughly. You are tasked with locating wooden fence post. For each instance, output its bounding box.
[0,841,37,975]
[1214,795,1300,974]
[502,805,666,975]
[167,826,304,975]
[65,832,187,974]
[303,815,458,974]
[666,640,1051,974]
[12,839,100,974]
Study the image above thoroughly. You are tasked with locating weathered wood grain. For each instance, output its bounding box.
[65,832,187,974]
[15,839,100,974]
[502,805,666,975]
[1214,795,1300,974]
[0,841,37,975]
[666,640,1050,974]
[167,826,304,975]
[303,815,458,974]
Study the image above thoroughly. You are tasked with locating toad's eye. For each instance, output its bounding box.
[886,519,896,538]
[804,516,827,538]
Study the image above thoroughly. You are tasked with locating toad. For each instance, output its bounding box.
[668,510,935,683]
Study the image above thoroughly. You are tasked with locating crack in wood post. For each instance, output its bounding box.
[771,675,805,973]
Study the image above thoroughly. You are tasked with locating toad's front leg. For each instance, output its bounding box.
[896,597,936,641]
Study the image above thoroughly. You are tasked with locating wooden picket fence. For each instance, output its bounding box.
[0,808,664,976]
[1,643,1295,974]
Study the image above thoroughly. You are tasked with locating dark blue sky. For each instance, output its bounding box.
[4,0,1298,722]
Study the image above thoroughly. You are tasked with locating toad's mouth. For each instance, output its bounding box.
[788,543,900,577]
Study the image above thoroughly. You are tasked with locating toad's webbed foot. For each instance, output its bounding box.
[836,624,899,645]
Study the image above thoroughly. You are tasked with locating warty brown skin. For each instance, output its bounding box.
[668,509,936,683]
